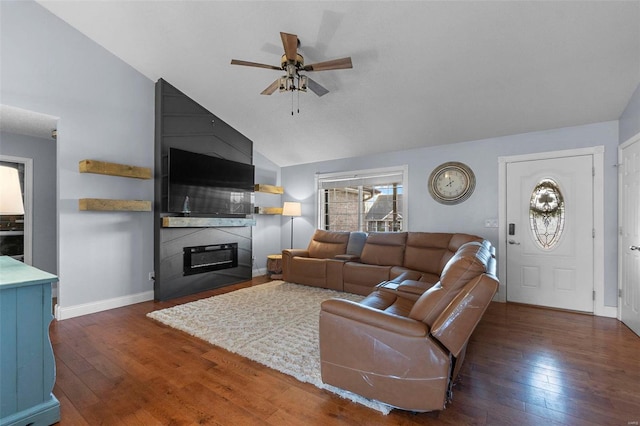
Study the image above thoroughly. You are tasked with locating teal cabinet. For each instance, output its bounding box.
[0,256,60,426]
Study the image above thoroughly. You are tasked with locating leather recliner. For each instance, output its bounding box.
[282,229,354,291]
[319,242,498,412]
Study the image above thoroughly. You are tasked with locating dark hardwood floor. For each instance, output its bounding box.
[51,277,640,425]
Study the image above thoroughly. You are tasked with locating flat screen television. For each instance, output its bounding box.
[167,148,254,216]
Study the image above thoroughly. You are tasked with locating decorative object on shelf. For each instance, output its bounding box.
[79,159,152,179]
[181,195,191,216]
[282,201,301,249]
[0,166,25,215]
[79,198,151,212]
[428,161,476,205]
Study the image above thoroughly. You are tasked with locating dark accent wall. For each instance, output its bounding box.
[154,79,253,301]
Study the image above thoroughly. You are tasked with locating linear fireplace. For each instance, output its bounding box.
[183,243,238,276]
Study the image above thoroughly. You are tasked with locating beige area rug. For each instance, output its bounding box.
[147,281,393,414]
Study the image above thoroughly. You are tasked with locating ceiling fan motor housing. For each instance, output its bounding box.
[281,53,304,70]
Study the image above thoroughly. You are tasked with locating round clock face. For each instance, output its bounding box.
[428,162,475,205]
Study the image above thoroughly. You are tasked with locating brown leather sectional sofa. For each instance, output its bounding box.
[320,240,498,412]
[282,229,484,296]
[282,229,498,412]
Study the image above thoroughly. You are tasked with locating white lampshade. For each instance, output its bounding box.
[0,166,25,215]
[282,201,301,217]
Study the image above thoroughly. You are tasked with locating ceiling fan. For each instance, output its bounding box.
[231,32,353,98]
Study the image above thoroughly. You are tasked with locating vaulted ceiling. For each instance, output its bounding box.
[37,1,640,167]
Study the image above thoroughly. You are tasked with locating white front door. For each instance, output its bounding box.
[620,136,640,336]
[506,155,594,312]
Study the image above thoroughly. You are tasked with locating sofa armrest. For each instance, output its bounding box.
[282,249,310,283]
[389,271,422,283]
[321,299,428,337]
[397,280,436,296]
[430,274,498,357]
[282,248,310,258]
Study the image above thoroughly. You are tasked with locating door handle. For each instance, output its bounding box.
[508,239,521,245]
[631,245,640,251]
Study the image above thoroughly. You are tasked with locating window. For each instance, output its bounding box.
[529,178,565,249]
[317,166,407,232]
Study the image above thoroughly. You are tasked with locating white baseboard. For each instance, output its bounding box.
[490,296,618,318]
[595,305,618,318]
[252,267,267,277]
[55,290,154,320]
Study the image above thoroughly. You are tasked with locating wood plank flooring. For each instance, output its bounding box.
[51,277,640,425]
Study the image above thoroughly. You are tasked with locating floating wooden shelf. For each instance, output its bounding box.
[79,159,152,180]
[254,184,283,194]
[161,217,256,228]
[79,198,151,212]
[254,184,283,214]
[254,207,283,215]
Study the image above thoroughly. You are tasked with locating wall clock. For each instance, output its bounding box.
[428,161,476,205]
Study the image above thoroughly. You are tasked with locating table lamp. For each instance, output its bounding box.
[0,166,25,215]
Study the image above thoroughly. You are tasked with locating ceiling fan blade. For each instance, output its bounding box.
[303,57,353,72]
[231,59,281,71]
[307,78,329,97]
[260,79,281,95]
[280,32,298,62]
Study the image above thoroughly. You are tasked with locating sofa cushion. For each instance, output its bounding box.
[307,230,350,259]
[403,232,482,275]
[359,232,407,266]
[346,231,368,257]
[403,233,451,275]
[359,290,416,317]
[343,262,392,295]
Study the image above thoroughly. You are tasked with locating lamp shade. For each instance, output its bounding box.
[0,166,25,215]
[282,201,301,217]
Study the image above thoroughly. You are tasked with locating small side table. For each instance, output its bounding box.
[266,254,283,280]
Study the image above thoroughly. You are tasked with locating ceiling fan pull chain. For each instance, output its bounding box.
[291,90,294,116]
[297,87,300,114]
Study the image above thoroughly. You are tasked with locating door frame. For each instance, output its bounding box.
[0,154,33,265]
[498,146,609,316]
[618,131,640,322]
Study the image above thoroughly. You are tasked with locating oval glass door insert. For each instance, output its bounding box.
[529,178,565,249]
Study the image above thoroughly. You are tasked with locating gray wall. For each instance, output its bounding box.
[620,82,640,143]
[252,151,283,274]
[281,121,620,306]
[1,1,155,315]
[0,131,57,275]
